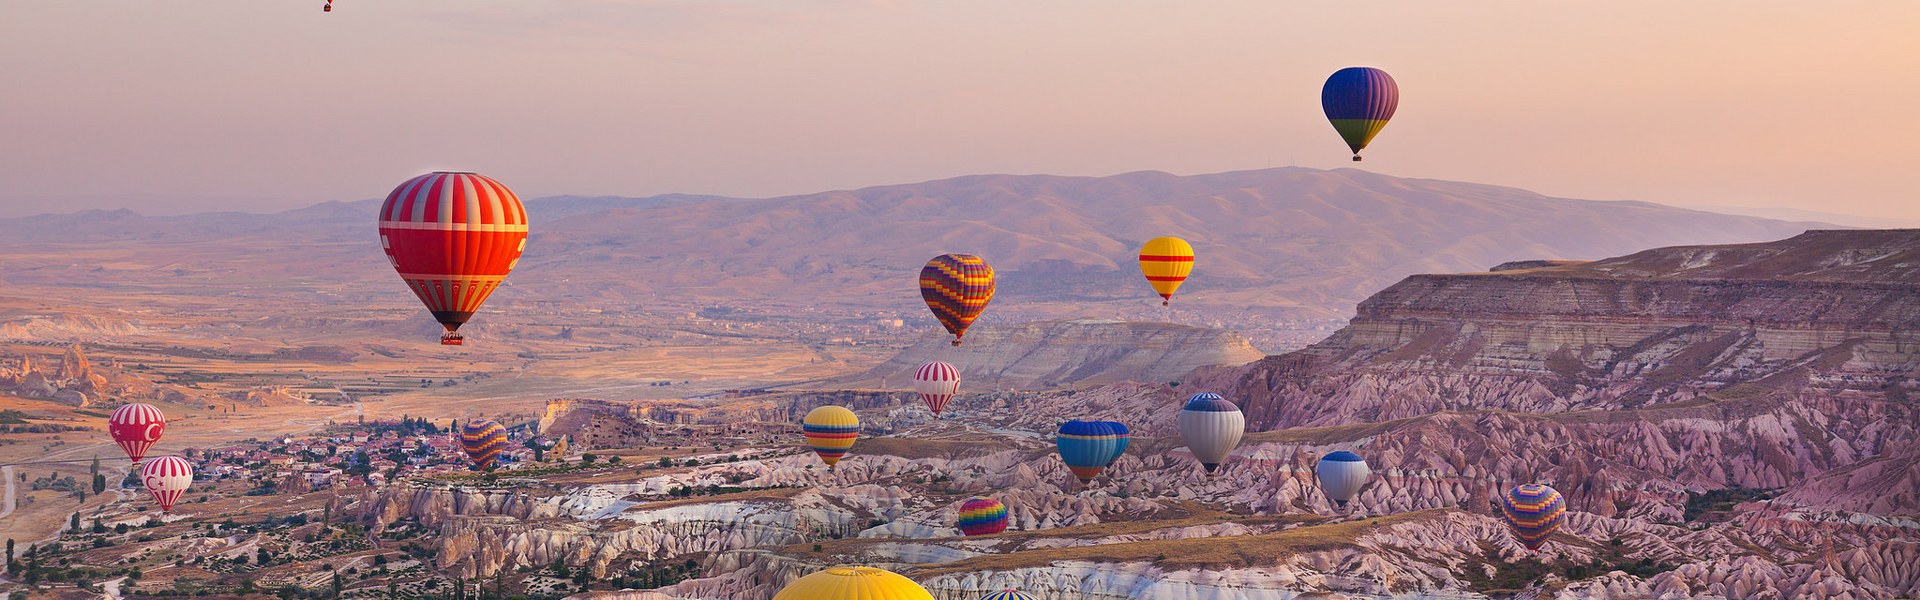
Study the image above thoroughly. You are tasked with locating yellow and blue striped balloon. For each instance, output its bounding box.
[1501,483,1567,551]
[1322,66,1399,161]
[801,406,860,468]
[979,592,1036,600]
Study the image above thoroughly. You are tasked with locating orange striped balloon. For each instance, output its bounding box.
[1137,237,1194,306]
[378,172,529,345]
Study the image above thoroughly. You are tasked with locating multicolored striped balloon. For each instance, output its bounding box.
[378,171,529,345]
[801,406,860,468]
[1321,67,1399,161]
[1137,237,1195,306]
[108,403,166,464]
[978,592,1036,600]
[459,419,508,471]
[1501,483,1567,551]
[919,254,995,346]
[913,361,961,417]
[955,496,1009,536]
[141,455,193,513]
[773,566,934,600]
[1177,393,1244,474]
[1055,420,1124,485]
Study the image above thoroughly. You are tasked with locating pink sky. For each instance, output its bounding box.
[3,1,1916,220]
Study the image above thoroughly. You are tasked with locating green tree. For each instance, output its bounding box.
[92,474,106,495]
[581,453,596,465]
[69,512,80,532]
[5,538,14,572]
[331,571,344,598]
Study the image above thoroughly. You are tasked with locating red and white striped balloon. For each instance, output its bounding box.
[913,361,962,417]
[108,403,166,464]
[141,456,193,513]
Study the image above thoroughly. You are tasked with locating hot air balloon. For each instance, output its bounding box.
[459,419,508,471]
[919,254,995,346]
[913,361,961,417]
[322,0,332,11]
[1055,420,1123,486]
[774,566,934,600]
[141,455,192,513]
[979,592,1036,600]
[956,496,1009,536]
[1321,67,1399,161]
[109,403,166,464]
[378,171,529,345]
[1316,451,1371,508]
[1501,483,1567,551]
[801,406,860,468]
[1177,393,1244,475]
[1137,237,1195,306]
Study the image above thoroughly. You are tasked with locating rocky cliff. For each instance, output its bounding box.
[832,319,1264,391]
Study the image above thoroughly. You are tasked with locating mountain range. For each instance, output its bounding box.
[0,168,1831,349]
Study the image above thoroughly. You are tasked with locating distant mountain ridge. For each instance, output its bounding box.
[0,168,1835,348]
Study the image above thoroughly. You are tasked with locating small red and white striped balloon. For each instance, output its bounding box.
[913,361,962,417]
[108,403,166,463]
[141,456,193,513]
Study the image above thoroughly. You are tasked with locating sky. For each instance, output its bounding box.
[3,1,1917,221]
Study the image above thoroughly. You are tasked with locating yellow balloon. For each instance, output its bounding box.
[1137,237,1195,305]
[774,566,935,600]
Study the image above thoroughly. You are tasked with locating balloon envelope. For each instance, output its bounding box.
[1502,483,1567,551]
[378,172,529,343]
[1055,420,1124,484]
[460,419,508,470]
[141,455,193,512]
[109,403,166,464]
[1321,67,1399,159]
[913,361,961,416]
[1177,393,1245,474]
[1104,421,1132,468]
[773,566,934,600]
[801,406,860,467]
[979,592,1037,600]
[1316,450,1372,505]
[956,496,1009,536]
[1137,237,1195,305]
[919,254,995,345]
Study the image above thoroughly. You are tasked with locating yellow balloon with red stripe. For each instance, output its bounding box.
[1138,237,1195,305]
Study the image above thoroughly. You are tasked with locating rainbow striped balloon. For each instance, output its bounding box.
[978,592,1036,600]
[459,419,508,471]
[1137,237,1195,306]
[956,496,1009,536]
[919,254,995,346]
[1501,483,1567,551]
[801,406,860,467]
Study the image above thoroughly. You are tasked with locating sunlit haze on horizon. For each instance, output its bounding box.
[2,1,1916,220]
